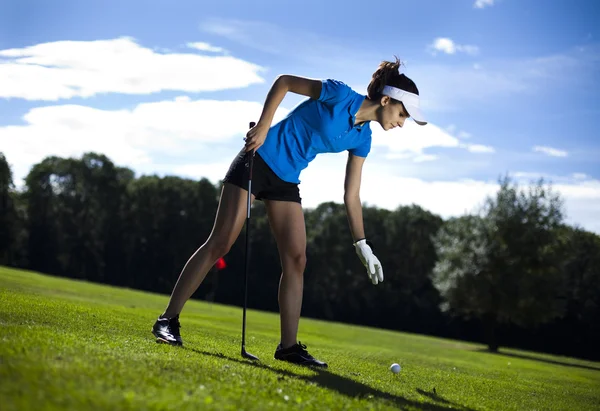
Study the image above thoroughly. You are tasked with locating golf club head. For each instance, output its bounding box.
[241,348,260,361]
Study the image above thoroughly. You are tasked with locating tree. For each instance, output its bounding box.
[24,157,63,275]
[375,204,445,334]
[22,153,134,280]
[431,176,566,351]
[0,153,21,266]
[560,226,600,355]
[8,147,598,360]
[303,202,445,335]
[122,174,220,292]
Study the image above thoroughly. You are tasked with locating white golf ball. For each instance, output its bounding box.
[390,363,401,374]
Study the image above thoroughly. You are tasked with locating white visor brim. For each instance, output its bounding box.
[381,85,427,126]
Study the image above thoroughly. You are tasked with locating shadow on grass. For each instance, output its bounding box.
[475,348,600,372]
[416,388,454,405]
[184,347,475,411]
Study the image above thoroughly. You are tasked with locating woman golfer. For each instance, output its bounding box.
[152,58,427,368]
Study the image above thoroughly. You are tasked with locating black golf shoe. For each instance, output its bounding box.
[152,314,183,346]
[274,341,328,368]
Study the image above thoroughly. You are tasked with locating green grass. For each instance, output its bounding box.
[1,266,599,410]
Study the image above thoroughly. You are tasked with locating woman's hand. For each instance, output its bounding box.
[353,239,384,285]
[244,121,270,152]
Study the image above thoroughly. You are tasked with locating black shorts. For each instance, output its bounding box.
[222,148,302,204]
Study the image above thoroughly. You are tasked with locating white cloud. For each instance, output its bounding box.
[428,38,479,56]
[414,154,439,163]
[3,98,490,185]
[371,120,460,160]
[186,42,225,53]
[474,0,495,8]
[511,172,600,233]
[172,162,235,182]
[533,146,568,157]
[370,121,494,161]
[2,99,597,235]
[0,37,264,101]
[464,144,495,153]
[513,172,592,185]
[0,98,290,187]
[148,162,600,235]
[298,156,600,233]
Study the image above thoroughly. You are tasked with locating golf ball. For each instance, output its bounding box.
[390,363,401,374]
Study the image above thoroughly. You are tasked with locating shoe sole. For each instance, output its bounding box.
[274,357,327,368]
[152,331,183,346]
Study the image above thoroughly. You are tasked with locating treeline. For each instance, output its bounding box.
[1,152,599,360]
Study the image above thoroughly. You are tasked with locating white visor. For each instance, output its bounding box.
[381,85,427,125]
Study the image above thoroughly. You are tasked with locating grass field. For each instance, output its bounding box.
[1,266,599,410]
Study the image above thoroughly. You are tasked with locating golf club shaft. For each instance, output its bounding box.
[241,121,256,354]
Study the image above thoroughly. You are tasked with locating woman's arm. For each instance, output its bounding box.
[244,75,322,152]
[343,153,366,242]
[258,74,322,125]
[345,153,384,284]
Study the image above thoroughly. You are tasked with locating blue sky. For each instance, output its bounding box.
[1,0,599,232]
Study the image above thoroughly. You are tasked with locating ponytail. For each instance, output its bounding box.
[367,56,419,100]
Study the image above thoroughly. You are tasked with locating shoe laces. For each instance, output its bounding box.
[296,341,312,357]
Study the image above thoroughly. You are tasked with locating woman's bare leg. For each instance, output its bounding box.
[265,199,307,348]
[161,183,254,318]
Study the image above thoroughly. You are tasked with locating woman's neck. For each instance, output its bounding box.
[354,98,378,125]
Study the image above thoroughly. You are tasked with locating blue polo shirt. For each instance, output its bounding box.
[256,79,372,184]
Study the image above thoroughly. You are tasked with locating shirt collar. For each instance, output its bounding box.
[348,94,368,130]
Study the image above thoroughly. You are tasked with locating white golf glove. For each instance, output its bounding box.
[353,239,384,285]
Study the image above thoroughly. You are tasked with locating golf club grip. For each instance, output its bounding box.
[246,122,255,217]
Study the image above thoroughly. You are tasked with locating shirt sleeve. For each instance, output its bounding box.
[318,79,353,106]
[349,134,372,158]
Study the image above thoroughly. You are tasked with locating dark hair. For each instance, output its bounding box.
[367,56,420,100]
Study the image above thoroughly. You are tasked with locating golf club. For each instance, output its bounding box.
[241,121,259,361]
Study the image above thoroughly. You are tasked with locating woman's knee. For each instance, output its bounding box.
[205,235,235,258]
[283,250,307,274]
